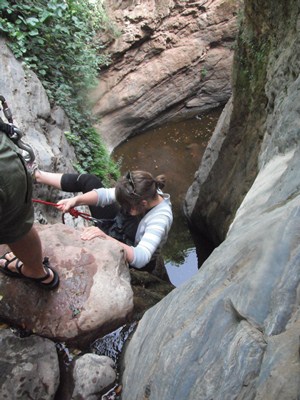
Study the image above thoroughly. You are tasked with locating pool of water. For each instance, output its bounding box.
[112,108,222,286]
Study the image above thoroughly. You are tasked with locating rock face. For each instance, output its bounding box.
[120,1,300,399]
[0,38,78,224]
[0,38,75,174]
[91,0,240,150]
[184,2,300,244]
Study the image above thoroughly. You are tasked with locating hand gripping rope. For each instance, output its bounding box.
[32,199,101,225]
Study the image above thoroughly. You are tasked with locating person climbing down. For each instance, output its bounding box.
[34,169,173,272]
[0,120,59,290]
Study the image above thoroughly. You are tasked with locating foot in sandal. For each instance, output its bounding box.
[0,252,59,290]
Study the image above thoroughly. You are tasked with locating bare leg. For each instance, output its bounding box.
[35,170,63,189]
[0,226,54,283]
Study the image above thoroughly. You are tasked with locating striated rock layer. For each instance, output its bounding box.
[92,0,240,150]
[121,1,300,399]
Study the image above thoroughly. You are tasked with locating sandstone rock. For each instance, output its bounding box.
[0,329,59,400]
[185,3,300,245]
[0,223,133,348]
[184,96,233,242]
[92,0,239,150]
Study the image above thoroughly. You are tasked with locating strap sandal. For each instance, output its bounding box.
[0,252,23,277]
[36,257,60,290]
[0,253,59,290]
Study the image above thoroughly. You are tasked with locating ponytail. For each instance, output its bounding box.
[155,174,166,190]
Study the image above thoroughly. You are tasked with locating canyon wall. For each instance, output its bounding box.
[92,0,239,150]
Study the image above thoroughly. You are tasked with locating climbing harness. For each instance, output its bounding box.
[0,95,36,163]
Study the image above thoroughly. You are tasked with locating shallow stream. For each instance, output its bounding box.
[113,108,222,286]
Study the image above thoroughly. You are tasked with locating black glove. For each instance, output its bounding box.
[0,120,14,135]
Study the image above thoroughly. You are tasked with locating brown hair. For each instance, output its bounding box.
[115,170,166,211]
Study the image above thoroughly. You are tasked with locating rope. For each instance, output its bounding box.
[32,198,96,224]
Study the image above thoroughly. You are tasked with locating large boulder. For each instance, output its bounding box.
[0,223,133,348]
[0,222,174,349]
[91,0,240,150]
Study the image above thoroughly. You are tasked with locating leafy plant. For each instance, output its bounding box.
[0,0,120,183]
[201,67,208,79]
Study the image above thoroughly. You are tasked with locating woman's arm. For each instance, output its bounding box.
[57,190,99,212]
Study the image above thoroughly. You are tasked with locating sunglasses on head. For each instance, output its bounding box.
[125,171,141,197]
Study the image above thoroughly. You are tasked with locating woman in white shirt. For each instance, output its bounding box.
[35,170,173,272]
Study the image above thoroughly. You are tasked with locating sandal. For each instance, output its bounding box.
[0,252,23,278]
[0,253,59,290]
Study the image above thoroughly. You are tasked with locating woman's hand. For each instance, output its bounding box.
[81,226,107,241]
[57,197,77,212]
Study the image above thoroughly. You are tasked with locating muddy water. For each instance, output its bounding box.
[112,108,222,286]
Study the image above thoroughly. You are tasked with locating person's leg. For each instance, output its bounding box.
[35,171,119,219]
[35,171,103,193]
[0,226,58,286]
[35,170,63,189]
[0,137,58,289]
[61,173,103,193]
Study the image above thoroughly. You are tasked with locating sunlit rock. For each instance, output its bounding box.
[91,0,239,150]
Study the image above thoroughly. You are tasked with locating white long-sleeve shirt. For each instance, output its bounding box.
[94,187,173,269]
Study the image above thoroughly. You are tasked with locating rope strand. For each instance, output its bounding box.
[32,198,96,223]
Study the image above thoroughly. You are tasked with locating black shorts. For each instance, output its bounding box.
[0,133,34,244]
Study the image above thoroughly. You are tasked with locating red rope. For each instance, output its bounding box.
[32,198,94,222]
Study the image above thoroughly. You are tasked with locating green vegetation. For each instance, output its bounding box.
[201,67,207,80]
[0,0,120,184]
